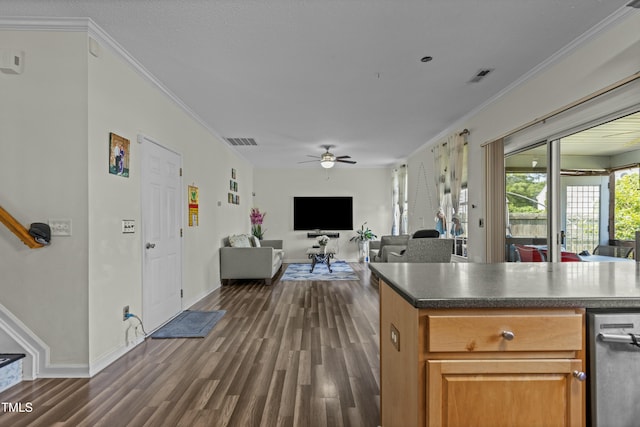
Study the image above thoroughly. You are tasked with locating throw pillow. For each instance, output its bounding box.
[229,234,251,248]
[251,236,261,247]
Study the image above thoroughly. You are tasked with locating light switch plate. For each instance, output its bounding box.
[122,220,135,234]
[49,219,72,236]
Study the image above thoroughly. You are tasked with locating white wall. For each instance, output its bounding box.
[253,168,393,262]
[407,11,640,262]
[0,27,254,374]
[87,36,253,370]
[406,147,439,234]
[0,31,90,367]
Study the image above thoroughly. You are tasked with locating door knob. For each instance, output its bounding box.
[146,243,156,249]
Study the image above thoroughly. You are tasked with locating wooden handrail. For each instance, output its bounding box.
[0,205,43,249]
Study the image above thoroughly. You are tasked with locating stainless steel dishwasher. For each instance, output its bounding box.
[588,311,640,427]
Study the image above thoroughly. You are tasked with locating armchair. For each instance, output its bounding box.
[387,238,454,263]
[220,235,284,285]
[370,235,410,262]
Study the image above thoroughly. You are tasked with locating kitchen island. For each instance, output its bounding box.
[370,262,640,427]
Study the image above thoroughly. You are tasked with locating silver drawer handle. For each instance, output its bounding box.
[502,330,515,341]
[573,371,587,382]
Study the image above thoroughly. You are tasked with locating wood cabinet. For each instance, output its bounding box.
[380,281,586,427]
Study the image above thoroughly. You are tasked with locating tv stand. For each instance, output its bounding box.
[307,232,340,238]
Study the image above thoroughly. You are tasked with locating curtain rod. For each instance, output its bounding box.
[431,130,470,151]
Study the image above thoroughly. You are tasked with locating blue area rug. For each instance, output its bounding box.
[150,310,226,339]
[280,261,359,281]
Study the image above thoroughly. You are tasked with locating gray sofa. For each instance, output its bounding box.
[220,235,284,285]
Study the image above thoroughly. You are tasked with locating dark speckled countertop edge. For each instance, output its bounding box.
[369,262,640,309]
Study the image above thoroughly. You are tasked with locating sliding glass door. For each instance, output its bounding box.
[504,110,640,262]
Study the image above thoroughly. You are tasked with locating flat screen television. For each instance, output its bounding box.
[293,196,353,230]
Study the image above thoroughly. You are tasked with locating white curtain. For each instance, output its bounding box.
[391,169,399,235]
[448,132,465,218]
[433,142,449,230]
[399,165,408,235]
[391,166,408,235]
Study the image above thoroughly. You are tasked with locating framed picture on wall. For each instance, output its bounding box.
[109,133,130,178]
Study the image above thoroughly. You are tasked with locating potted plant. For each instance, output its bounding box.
[350,222,377,262]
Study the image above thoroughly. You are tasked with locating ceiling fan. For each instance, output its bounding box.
[300,145,357,168]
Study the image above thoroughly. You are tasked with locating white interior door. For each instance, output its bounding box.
[141,137,182,331]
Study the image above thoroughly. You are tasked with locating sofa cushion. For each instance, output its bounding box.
[229,234,252,248]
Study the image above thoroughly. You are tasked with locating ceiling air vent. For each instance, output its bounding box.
[225,137,257,146]
[469,68,494,83]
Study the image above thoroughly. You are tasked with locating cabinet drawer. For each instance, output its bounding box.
[427,313,583,352]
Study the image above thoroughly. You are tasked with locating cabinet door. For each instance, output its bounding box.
[427,359,584,427]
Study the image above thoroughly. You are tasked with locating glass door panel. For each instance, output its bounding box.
[505,143,548,261]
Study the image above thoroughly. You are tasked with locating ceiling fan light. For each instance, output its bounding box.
[320,151,335,168]
[321,159,335,168]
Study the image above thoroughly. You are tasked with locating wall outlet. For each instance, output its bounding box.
[123,305,130,321]
[49,219,72,236]
[390,323,400,351]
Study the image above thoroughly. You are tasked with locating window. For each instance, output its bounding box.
[565,185,599,253]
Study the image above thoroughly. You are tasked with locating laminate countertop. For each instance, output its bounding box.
[369,262,640,309]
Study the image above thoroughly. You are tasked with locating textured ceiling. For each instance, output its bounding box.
[1,0,635,168]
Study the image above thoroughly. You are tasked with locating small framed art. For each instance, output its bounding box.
[109,132,130,178]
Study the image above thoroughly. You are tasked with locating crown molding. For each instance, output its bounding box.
[0,16,232,152]
[477,6,637,116]
[414,5,637,155]
[0,16,90,31]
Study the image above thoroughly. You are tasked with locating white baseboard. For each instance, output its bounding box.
[183,287,217,311]
[38,363,90,378]
[88,336,145,378]
[0,302,47,380]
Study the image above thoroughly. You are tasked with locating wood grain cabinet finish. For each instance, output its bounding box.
[379,281,586,427]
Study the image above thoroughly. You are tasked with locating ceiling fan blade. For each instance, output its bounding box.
[335,155,351,159]
[336,159,357,164]
[297,159,320,164]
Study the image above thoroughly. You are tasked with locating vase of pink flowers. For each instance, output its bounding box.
[250,208,266,240]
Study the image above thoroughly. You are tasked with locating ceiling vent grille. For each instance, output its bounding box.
[469,68,494,83]
[225,137,257,146]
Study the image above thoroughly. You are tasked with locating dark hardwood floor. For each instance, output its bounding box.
[0,263,380,426]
